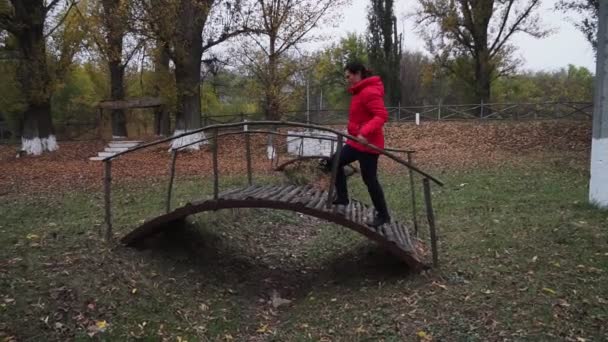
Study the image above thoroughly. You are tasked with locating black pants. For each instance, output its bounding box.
[334,144,390,219]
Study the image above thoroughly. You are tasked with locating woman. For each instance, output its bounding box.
[333,61,390,227]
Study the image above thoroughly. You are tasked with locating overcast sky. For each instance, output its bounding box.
[318,0,596,73]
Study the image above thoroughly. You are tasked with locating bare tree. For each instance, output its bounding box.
[413,0,549,104]
[242,0,348,120]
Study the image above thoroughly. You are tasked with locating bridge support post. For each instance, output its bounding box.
[407,152,419,236]
[423,178,438,267]
[212,128,219,199]
[327,134,343,209]
[103,160,113,241]
[166,149,178,213]
[243,119,252,185]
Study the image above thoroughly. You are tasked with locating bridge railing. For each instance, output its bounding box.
[101,121,444,266]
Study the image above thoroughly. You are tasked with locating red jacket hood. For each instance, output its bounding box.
[348,76,385,96]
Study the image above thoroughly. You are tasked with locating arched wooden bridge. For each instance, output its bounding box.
[100,121,443,271]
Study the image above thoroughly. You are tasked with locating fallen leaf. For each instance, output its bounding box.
[256,324,271,333]
[26,234,39,240]
[542,287,556,295]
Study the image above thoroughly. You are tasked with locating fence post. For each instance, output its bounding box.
[438,103,442,120]
[397,102,401,121]
[480,100,484,118]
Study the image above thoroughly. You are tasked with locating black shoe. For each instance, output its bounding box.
[367,214,390,227]
[332,198,349,206]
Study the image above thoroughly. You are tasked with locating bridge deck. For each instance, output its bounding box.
[121,185,429,270]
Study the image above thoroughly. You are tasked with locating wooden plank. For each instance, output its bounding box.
[235,185,263,199]
[314,191,328,210]
[291,185,313,203]
[247,185,273,199]
[393,222,407,247]
[97,97,163,110]
[271,185,296,201]
[344,202,353,219]
[307,189,325,208]
[223,185,255,199]
[258,186,283,199]
[281,186,304,202]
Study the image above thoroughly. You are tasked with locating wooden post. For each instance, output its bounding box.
[423,178,438,267]
[245,124,252,186]
[397,102,401,121]
[327,134,343,209]
[437,102,442,120]
[103,160,113,241]
[166,149,178,213]
[213,128,219,199]
[407,152,419,236]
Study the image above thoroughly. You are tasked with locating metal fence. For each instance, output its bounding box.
[205,101,594,126]
[0,101,594,143]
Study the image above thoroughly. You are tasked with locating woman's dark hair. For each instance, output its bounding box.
[344,61,372,79]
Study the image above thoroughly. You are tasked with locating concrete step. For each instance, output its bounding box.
[104,147,129,153]
[89,156,106,161]
[97,152,117,158]
[108,142,140,149]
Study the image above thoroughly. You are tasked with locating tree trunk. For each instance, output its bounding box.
[474,49,491,111]
[102,0,128,138]
[154,43,171,136]
[15,1,57,155]
[170,0,207,149]
[109,61,128,137]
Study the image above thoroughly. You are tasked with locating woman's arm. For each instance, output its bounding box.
[359,89,388,138]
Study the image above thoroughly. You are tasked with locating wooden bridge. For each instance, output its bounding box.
[100,121,443,271]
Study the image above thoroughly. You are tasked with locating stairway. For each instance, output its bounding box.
[89,140,143,161]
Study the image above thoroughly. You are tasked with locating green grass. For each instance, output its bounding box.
[1,161,607,341]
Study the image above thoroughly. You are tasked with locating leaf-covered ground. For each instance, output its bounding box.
[1,120,605,341]
[0,120,591,195]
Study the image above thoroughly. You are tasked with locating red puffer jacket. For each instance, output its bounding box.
[345,76,388,154]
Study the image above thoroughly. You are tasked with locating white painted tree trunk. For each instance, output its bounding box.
[590,0,608,208]
[170,129,207,151]
[21,135,59,156]
[590,139,608,207]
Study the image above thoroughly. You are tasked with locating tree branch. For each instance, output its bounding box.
[489,0,514,54]
[202,27,253,52]
[45,0,63,14]
[44,0,78,38]
[490,0,541,59]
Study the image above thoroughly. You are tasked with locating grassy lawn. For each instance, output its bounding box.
[1,158,606,341]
